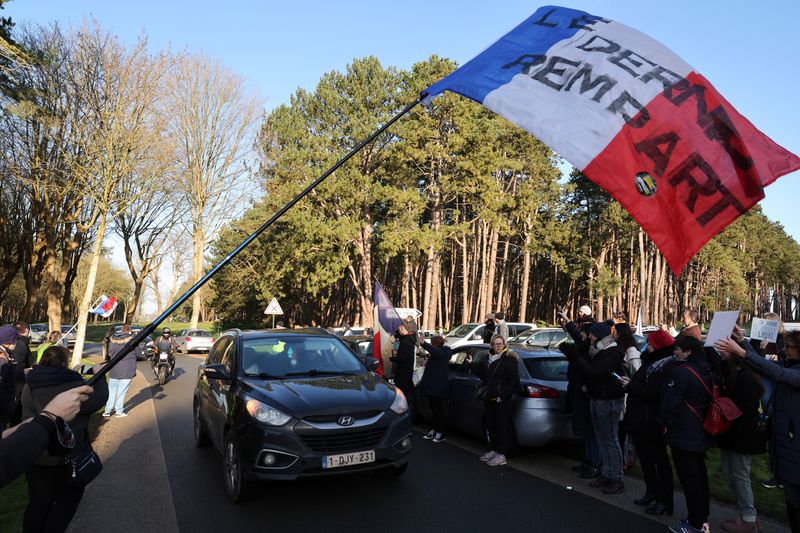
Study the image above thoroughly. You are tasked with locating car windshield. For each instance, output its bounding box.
[189,330,212,337]
[510,329,536,342]
[30,324,48,332]
[529,330,568,346]
[241,336,364,378]
[523,358,569,381]
[447,324,478,337]
[61,325,74,333]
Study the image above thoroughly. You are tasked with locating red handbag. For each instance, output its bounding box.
[683,366,742,436]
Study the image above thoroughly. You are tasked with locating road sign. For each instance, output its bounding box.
[264,298,283,315]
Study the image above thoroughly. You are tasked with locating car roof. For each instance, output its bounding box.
[453,342,565,359]
[231,328,338,341]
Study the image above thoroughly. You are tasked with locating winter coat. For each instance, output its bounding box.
[624,346,642,375]
[21,366,108,466]
[418,342,451,398]
[390,334,416,387]
[11,337,32,384]
[623,346,673,438]
[481,319,496,344]
[563,321,592,436]
[0,348,15,404]
[657,353,715,453]
[473,350,520,402]
[676,324,702,341]
[717,361,765,455]
[108,332,140,380]
[496,321,509,342]
[571,337,625,400]
[0,413,58,487]
[742,347,800,484]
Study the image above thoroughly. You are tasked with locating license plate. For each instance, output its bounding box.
[322,450,375,469]
[160,353,169,361]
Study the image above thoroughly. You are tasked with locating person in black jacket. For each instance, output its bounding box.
[0,329,16,433]
[1,386,93,487]
[391,325,417,419]
[619,329,675,515]
[566,321,627,495]
[10,322,33,426]
[719,327,800,532]
[658,335,714,533]
[419,335,452,443]
[20,345,108,533]
[713,337,765,533]
[559,314,601,479]
[481,313,496,344]
[467,334,520,467]
[102,325,140,418]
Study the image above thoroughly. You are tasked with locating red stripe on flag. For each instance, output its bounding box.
[584,71,800,274]
[373,331,384,377]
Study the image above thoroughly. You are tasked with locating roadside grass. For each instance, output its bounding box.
[0,358,106,533]
[82,321,218,342]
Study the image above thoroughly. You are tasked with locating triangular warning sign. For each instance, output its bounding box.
[264,298,283,315]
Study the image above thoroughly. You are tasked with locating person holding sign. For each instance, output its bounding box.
[717,328,800,532]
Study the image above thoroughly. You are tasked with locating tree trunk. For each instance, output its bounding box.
[71,213,107,366]
[190,226,204,329]
[519,224,531,323]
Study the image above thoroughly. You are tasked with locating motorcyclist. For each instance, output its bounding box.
[152,327,177,375]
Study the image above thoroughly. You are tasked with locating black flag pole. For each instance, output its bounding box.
[88,93,425,386]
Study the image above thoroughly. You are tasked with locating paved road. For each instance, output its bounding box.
[140,355,664,533]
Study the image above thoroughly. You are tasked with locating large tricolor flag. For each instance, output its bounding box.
[425,6,799,274]
[373,281,403,377]
[90,294,118,318]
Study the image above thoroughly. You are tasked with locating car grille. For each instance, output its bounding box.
[300,427,386,453]
[302,411,382,423]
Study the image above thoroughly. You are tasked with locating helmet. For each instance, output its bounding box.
[162,327,171,335]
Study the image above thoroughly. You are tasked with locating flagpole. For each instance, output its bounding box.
[88,94,425,385]
[60,295,104,346]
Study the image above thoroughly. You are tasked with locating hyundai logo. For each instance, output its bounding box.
[337,415,355,426]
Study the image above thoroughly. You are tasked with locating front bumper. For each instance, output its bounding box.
[235,411,413,481]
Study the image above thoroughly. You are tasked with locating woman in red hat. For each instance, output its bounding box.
[618,329,676,516]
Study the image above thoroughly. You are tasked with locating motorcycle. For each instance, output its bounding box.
[152,346,172,386]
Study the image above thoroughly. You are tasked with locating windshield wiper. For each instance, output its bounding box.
[283,369,352,377]
[247,372,283,379]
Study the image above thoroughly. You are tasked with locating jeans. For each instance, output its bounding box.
[590,398,624,481]
[585,435,600,466]
[428,396,446,433]
[104,378,132,414]
[720,449,757,522]
[671,446,710,529]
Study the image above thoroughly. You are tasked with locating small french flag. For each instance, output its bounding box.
[90,294,118,318]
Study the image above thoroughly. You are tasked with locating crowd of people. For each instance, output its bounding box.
[558,307,798,533]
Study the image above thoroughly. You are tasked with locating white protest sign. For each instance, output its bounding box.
[750,318,780,343]
[264,298,283,315]
[704,310,740,347]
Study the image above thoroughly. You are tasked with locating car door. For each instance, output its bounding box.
[204,336,233,448]
[448,347,489,434]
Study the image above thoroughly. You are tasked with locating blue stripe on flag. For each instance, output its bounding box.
[425,6,599,103]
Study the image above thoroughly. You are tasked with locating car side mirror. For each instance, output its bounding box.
[202,363,231,381]
[472,333,482,341]
[365,357,380,371]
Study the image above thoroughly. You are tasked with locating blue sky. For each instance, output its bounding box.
[10,0,799,241]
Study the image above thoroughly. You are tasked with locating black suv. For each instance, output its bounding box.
[193,328,413,501]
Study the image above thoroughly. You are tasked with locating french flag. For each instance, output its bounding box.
[90,294,118,318]
[425,5,799,274]
[372,281,402,378]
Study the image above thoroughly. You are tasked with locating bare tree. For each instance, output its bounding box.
[69,27,171,364]
[168,54,260,328]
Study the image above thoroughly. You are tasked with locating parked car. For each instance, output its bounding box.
[60,325,76,347]
[102,325,153,361]
[418,343,575,449]
[29,323,48,345]
[444,322,537,348]
[193,328,413,502]
[176,329,215,354]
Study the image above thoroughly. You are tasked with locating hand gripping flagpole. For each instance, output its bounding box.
[87,94,425,386]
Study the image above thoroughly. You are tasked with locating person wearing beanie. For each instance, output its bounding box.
[482,313,496,344]
[563,315,627,494]
[619,329,676,516]
[0,325,19,432]
[576,305,596,334]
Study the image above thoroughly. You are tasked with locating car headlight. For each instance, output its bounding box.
[245,397,291,426]
[390,389,408,415]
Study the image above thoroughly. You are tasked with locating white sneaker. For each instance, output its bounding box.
[432,432,446,443]
[479,451,498,462]
[423,430,436,440]
[102,412,112,417]
[486,454,507,466]
[115,412,128,418]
